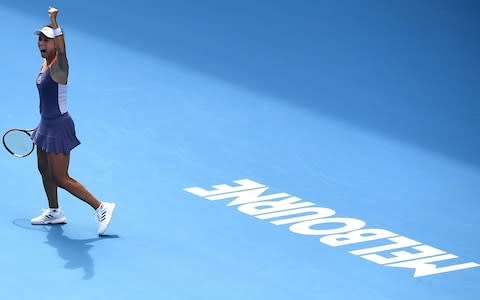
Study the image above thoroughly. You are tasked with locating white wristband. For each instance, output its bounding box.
[53,27,63,37]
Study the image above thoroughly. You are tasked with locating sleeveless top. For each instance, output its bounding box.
[37,68,68,119]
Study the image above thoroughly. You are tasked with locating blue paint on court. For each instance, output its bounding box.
[1,1,479,299]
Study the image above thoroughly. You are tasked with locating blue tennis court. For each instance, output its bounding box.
[1,1,479,299]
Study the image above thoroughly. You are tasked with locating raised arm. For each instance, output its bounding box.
[49,7,69,84]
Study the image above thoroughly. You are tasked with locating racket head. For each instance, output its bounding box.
[2,128,36,158]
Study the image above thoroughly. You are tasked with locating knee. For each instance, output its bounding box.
[37,162,50,178]
[52,174,70,189]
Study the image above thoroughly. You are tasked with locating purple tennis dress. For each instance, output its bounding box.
[31,68,80,153]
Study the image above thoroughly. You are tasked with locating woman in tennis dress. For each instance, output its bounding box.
[31,7,115,235]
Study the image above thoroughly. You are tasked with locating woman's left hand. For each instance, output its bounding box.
[48,7,59,23]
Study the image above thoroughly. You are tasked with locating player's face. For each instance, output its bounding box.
[37,34,55,59]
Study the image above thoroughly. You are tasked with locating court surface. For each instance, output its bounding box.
[1,1,479,299]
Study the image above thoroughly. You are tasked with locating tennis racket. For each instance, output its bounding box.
[2,128,36,158]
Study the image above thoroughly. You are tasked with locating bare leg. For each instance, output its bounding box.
[48,152,101,210]
[37,148,59,208]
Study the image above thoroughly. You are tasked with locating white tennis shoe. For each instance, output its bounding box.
[96,202,116,235]
[31,208,67,225]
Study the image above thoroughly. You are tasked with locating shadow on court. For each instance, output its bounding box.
[12,219,119,280]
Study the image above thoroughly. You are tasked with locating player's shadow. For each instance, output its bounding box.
[12,219,119,280]
[45,225,119,280]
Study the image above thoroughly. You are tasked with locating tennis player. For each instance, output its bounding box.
[30,7,115,235]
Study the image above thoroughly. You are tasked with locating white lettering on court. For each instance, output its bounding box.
[184,179,480,278]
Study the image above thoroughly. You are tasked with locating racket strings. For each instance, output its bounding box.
[3,130,34,157]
